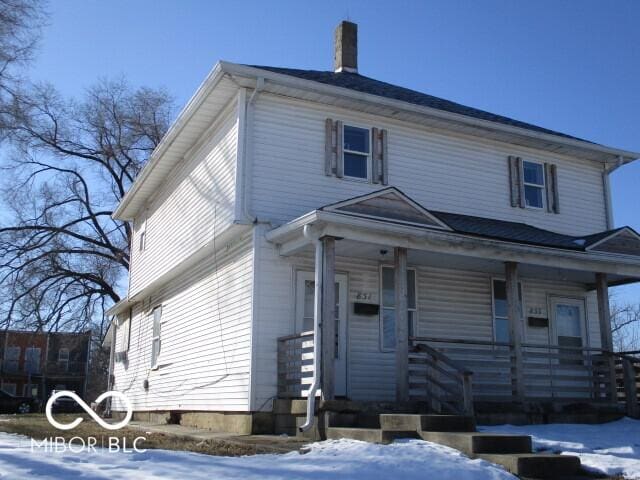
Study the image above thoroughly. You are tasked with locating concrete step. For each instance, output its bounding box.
[326,427,418,444]
[380,414,475,432]
[419,431,532,455]
[478,453,582,479]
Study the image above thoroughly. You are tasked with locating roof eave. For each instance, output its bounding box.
[222,62,640,164]
[113,62,228,220]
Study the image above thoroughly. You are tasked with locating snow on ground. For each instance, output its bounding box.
[481,417,640,479]
[0,432,515,480]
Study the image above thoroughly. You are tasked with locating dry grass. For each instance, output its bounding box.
[0,414,299,456]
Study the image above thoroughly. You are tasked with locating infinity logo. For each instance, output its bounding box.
[45,390,133,431]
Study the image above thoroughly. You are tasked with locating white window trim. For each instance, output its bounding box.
[379,265,418,352]
[58,348,70,362]
[521,160,546,210]
[547,295,589,348]
[150,305,162,370]
[490,277,525,344]
[342,124,372,182]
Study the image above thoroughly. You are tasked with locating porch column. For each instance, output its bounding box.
[596,273,618,403]
[595,273,613,352]
[321,236,336,401]
[395,247,409,402]
[505,261,524,400]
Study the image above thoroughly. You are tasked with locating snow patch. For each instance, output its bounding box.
[481,417,640,479]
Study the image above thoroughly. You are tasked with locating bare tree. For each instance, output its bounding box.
[0,0,46,106]
[611,295,640,352]
[0,79,173,337]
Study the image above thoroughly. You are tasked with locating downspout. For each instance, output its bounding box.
[299,225,323,432]
[602,155,625,230]
[236,77,265,224]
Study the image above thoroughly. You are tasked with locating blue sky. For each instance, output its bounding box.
[28,0,639,301]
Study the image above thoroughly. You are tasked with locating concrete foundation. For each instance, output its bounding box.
[111,410,274,435]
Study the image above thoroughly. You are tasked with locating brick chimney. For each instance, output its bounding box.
[334,21,358,73]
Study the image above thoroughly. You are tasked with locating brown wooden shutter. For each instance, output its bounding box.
[380,129,388,185]
[335,120,344,178]
[325,118,334,176]
[508,156,524,208]
[371,127,380,184]
[545,163,560,213]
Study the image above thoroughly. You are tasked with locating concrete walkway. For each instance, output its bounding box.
[127,420,308,454]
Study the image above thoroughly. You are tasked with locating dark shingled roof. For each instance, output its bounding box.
[249,65,590,143]
[431,211,589,250]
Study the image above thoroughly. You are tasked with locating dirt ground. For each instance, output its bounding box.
[0,414,305,456]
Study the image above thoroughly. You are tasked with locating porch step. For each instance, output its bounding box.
[477,453,582,479]
[380,414,475,432]
[419,431,532,455]
[326,427,418,444]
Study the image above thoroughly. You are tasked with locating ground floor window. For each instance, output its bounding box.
[491,279,523,343]
[380,266,417,351]
[151,305,162,368]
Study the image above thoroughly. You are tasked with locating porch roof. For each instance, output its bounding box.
[265,188,640,284]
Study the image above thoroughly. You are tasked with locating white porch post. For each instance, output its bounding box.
[596,273,613,352]
[596,272,618,403]
[321,237,336,401]
[505,261,524,400]
[395,247,409,402]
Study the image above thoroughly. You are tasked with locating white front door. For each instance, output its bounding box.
[550,297,587,349]
[295,271,348,397]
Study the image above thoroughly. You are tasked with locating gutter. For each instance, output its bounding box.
[235,77,265,224]
[299,225,322,432]
[602,155,626,229]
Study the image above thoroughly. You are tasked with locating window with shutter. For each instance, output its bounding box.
[325,119,388,184]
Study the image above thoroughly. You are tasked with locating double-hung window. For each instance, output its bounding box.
[343,125,370,180]
[492,279,523,343]
[58,348,70,372]
[151,306,162,369]
[522,161,545,209]
[24,347,41,374]
[380,266,417,351]
[3,347,20,373]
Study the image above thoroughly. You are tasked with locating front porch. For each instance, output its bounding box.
[268,188,640,420]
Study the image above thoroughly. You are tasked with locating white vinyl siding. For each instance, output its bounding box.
[252,232,604,404]
[251,93,607,236]
[129,102,239,296]
[112,233,254,412]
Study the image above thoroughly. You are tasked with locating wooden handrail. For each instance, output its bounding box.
[411,342,473,376]
[277,331,314,342]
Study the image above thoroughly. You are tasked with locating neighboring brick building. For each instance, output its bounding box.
[0,330,91,403]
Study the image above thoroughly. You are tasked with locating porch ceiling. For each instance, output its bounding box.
[265,210,640,287]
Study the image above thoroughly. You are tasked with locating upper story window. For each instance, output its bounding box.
[508,156,559,213]
[325,119,388,184]
[343,125,370,180]
[522,161,545,209]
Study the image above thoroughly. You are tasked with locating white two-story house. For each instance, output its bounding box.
[106,22,640,435]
